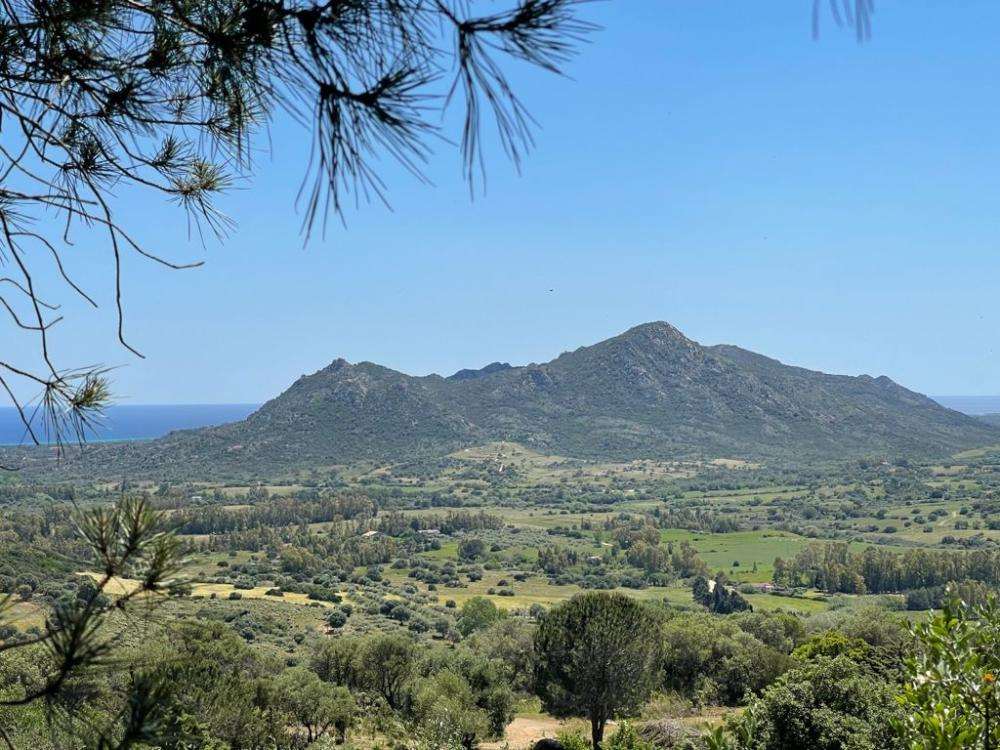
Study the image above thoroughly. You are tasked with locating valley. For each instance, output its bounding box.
[6,436,1000,742]
[3,325,1000,749]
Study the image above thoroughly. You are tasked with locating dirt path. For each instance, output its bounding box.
[483,717,617,750]
[482,717,574,750]
[484,710,731,750]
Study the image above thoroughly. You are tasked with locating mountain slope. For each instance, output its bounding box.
[434,322,995,459]
[24,322,1000,479]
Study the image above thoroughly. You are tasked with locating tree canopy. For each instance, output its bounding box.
[534,591,664,748]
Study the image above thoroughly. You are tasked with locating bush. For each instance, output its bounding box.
[483,685,516,737]
[636,719,700,748]
[459,538,487,561]
[897,593,1000,748]
[604,724,655,750]
[662,613,790,706]
[555,731,590,750]
[721,655,903,750]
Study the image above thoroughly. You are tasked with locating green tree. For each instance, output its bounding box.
[896,593,1000,750]
[457,596,502,637]
[660,613,789,706]
[458,538,487,562]
[534,592,663,748]
[735,611,805,655]
[481,683,516,738]
[693,575,751,615]
[721,655,904,750]
[419,644,516,738]
[466,618,537,692]
[412,670,490,750]
[327,609,348,629]
[274,667,355,745]
[310,637,361,688]
[692,575,711,608]
[357,633,416,710]
[147,621,288,750]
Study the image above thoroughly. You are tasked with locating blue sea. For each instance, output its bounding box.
[0,404,258,446]
[933,396,1000,416]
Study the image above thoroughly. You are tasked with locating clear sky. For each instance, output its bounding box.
[6,1,1000,404]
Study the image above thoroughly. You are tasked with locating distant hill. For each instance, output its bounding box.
[979,414,1000,428]
[14,322,1000,479]
[448,362,513,381]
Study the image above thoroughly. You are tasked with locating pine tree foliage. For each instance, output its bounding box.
[0,496,182,748]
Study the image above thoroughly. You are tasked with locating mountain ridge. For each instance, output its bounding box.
[15,322,998,479]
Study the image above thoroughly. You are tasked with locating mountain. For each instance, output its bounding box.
[18,322,1000,479]
[448,362,513,381]
[979,414,1000,428]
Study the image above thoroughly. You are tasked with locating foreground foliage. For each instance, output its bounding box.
[0,496,182,747]
[896,593,1000,750]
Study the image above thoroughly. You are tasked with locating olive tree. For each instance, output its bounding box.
[357,632,417,711]
[274,667,355,745]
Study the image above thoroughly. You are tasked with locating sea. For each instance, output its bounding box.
[932,396,1000,416]
[0,404,259,446]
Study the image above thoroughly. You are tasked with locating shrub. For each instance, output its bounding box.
[604,723,655,750]
[555,731,590,750]
[720,656,903,749]
[896,593,1000,748]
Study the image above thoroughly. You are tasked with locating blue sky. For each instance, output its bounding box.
[6,1,1000,404]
